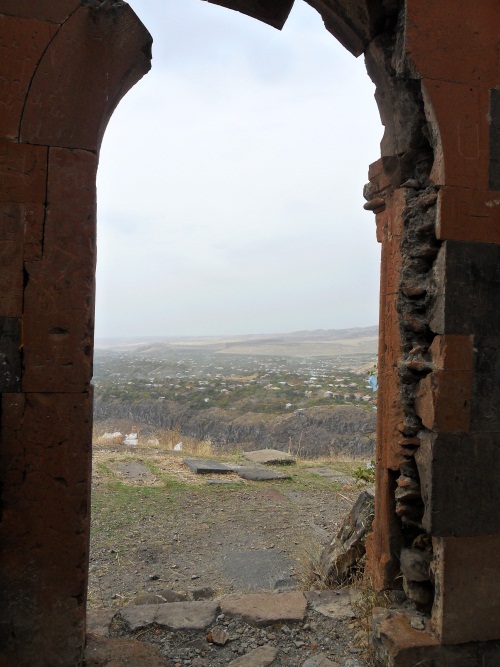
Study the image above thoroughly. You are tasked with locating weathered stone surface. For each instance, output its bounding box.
[0,202,24,317]
[432,535,500,644]
[85,634,168,667]
[416,431,500,536]
[0,392,92,666]
[120,601,219,632]
[222,549,293,591]
[20,3,152,151]
[210,626,230,645]
[237,467,291,481]
[0,0,80,23]
[302,654,338,667]
[400,548,431,582]
[0,317,22,391]
[22,148,97,393]
[243,449,296,465]
[0,15,56,140]
[319,491,374,583]
[305,589,361,620]
[372,608,500,667]
[184,459,234,474]
[0,139,47,203]
[221,592,307,626]
[86,609,117,638]
[228,645,279,667]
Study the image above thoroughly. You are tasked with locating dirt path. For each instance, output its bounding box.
[89,446,368,608]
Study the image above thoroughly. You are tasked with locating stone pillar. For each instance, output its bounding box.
[0,2,151,665]
[362,1,500,664]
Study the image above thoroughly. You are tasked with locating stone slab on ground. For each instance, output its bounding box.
[223,548,293,591]
[237,467,292,481]
[228,645,279,666]
[243,449,295,465]
[86,609,117,637]
[111,461,154,483]
[184,459,234,474]
[221,591,307,626]
[85,634,168,666]
[305,589,361,620]
[120,600,219,632]
[206,478,243,485]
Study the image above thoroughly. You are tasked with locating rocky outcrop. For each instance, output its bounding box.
[93,399,376,457]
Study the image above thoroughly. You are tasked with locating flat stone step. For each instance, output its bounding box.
[228,645,279,666]
[243,449,295,466]
[184,459,234,474]
[221,591,307,626]
[120,600,219,632]
[237,467,292,481]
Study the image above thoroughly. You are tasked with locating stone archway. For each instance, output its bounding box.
[0,1,499,665]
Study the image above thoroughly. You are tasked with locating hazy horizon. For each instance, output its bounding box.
[95,0,383,338]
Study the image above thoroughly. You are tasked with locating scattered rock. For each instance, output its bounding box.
[400,547,431,582]
[228,645,279,666]
[86,609,117,637]
[221,591,307,626]
[120,601,219,632]
[191,586,214,600]
[184,459,234,474]
[85,634,167,666]
[402,577,434,609]
[319,491,374,583]
[243,450,295,466]
[210,625,230,645]
[305,589,361,620]
[157,589,189,603]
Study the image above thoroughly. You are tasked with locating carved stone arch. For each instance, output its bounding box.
[1,1,499,665]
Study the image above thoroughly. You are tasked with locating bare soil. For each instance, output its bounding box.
[89,445,369,608]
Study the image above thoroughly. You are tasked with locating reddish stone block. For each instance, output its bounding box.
[437,187,500,244]
[422,80,490,189]
[415,369,471,433]
[369,466,403,591]
[429,335,474,371]
[20,3,152,150]
[0,0,80,23]
[373,607,500,666]
[405,0,500,88]
[415,337,473,433]
[0,15,56,140]
[0,202,24,317]
[432,535,500,644]
[0,140,47,203]
[0,391,92,666]
[23,202,45,261]
[22,148,97,392]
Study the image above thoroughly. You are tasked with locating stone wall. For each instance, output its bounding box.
[0,2,151,664]
[0,1,499,665]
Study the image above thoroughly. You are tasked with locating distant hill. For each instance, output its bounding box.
[95,325,379,359]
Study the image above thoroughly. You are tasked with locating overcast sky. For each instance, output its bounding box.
[95,0,383,338]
